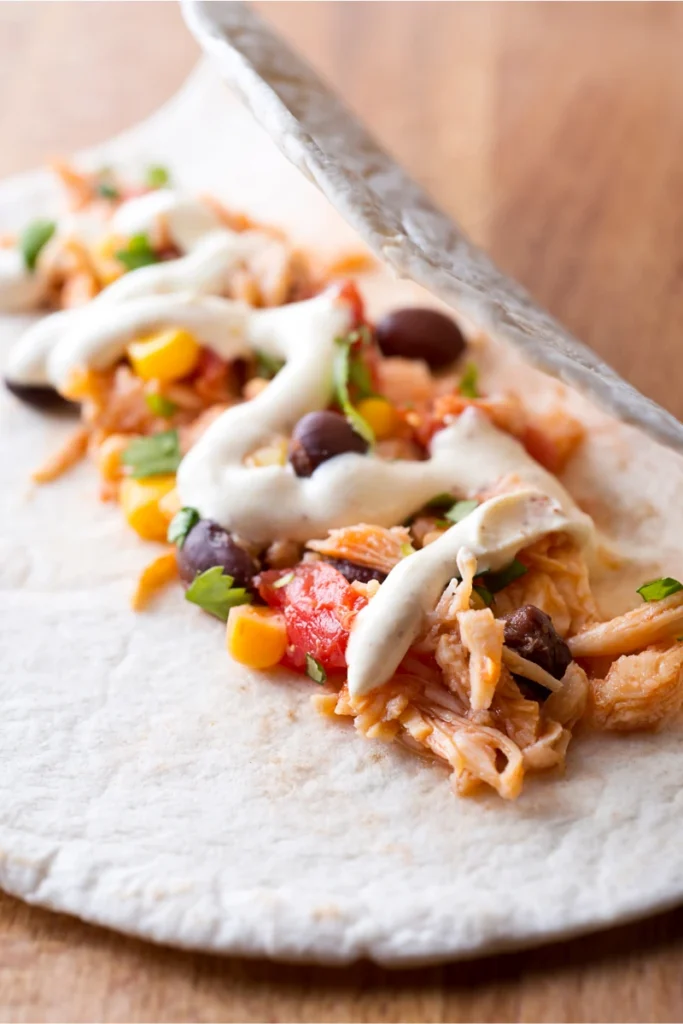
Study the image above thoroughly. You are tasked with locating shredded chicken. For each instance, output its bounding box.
[31,427,90,483]
[494,534,596,637]
[569,591,683,658]
[587,642,683,730]
[457,608,504,711]
[544,662,589,728]
[307,523,413,574]
[131,549,179,611]
[376,357,434,406]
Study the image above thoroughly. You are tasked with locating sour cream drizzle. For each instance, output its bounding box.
[346,490,572,698]
[3,189,596,677]
[3,191,285,385]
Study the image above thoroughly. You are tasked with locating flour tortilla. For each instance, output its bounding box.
[1,55,683,966]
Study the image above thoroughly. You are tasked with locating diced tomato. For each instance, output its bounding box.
[334,280,365,328]
[258,562,367,672]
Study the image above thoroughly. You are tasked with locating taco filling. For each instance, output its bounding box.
[4,162,683,802]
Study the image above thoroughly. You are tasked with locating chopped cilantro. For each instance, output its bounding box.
[445,499,479,524]
[637,577,683,602]
[121,429,181,478]
[333,337,374,445]
[115,233,159,272]
[426,493,456,510]
[458,361,479,398]
[473,584,494,607]
[20,220,56,272]
[255,350,285,380]
[481,559,528,594]
[145,392,178,418]
[145,165,171,189]
[96,181,120,200]
[185,566,252,621]
[305,653,327,684]
[167,507,200,548]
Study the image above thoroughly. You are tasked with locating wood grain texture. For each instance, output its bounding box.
[2,3,683,1021]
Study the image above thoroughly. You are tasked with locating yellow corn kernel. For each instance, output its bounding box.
[158,486,182,519]
[95,433,129,483]
[127,329,200,383]
[226,606,288,669]
[356,396,399,440]
[119,474,176,541]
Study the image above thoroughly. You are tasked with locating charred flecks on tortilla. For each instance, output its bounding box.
[5,161,683,800]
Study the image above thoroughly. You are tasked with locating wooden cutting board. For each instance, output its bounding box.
[2,3,683,1021]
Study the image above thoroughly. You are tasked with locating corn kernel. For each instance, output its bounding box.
[119,474,176,541]
[356,396,399,440]
[158,486,182,519]
[226,606,288,669]
[127,329,200,383]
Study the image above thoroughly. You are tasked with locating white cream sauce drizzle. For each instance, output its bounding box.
[3,191,283,384]
[346,490,573,698]
[2,188,597,680]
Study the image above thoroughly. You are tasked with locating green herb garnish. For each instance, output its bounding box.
[255,350,285,380]
[272,571,295,589]
[481,558,528,594]
[333,338,375,445]
[445,499,479,524]
[473,584,494,607]
[20,219,56,272]
[305,653,327,684]
[185,566,252,621]
[115,233,159,272]
[426,493,456,510]
[637,577,683,602]
[121,429,181,478]
[145,165,171,189]
[145,392,178,418]
[97,181,120,200]
[458,361,479,399]
[167,507,200,548]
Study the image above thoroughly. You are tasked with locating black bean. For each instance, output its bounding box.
[4,378,72,409]
[502,604,572,681]
[289,411,368,477]
[177,519,258,589]
[375,308,466,369]
[324,557,387,585]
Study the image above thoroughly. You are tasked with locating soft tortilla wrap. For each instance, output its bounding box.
[1,23,683,964]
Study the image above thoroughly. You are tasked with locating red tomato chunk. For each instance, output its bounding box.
[259,562,367,671]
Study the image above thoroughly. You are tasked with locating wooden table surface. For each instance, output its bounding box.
[2,3,683,1021]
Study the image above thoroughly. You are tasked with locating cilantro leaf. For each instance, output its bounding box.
[255,350,285,380]
[445,499,478,524]
[637,577,683,602]
[305,653,327,684]
[115,233,159,272]
[20,220,56,272]
[167,507,200,548]
[145,165,171,189]
[481,559,528,594]
[473,584,494,607]
[333,338,374,445]
[426,493,456,510]
[96,181,120,201]
[145,393,178,418]
[458,361,479,398]
[185,566,252,621]
[121,429,181,478]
